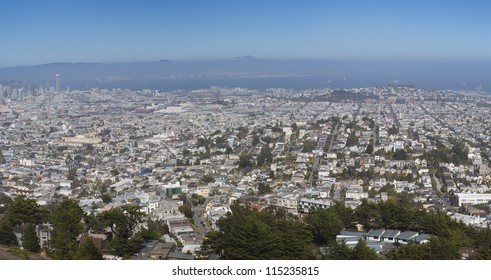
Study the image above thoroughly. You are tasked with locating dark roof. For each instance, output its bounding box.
[396,231,419,240]
[367,229,385,237]
[413,234,431,243]
[337,231,366,238]
[337,237,364,244]
[167,252,195,260]
[381,229,401,239]
[149,242,174,257]
[13,224,28,234]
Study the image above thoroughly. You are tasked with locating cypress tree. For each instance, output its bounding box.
[0,221,17,246]
[21,224,40,253]
[78,237,103,260]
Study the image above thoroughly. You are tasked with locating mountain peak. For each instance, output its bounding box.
[233,55,259,61]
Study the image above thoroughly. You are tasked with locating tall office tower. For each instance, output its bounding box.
[55,74,61,94]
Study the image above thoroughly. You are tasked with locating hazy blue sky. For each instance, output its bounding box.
[1,0,491,67]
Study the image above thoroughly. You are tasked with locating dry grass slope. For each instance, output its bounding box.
[0,245,50,260]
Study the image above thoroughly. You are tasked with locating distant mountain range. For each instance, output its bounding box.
[1,58,490,91]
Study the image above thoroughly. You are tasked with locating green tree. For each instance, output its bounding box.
[258,182,273,195]
[0,221,17,246]
[354,199,380,229]
[388,125,399,135]
[0,195,13,214]
[301,140,317,153]
[385,241,425,260]
[393,149,408,160]
[21,224,40,253]
[201,204,315,259]
[238,152,253,170]
[190,194,206,205]
[182,149,191,158]
[236,126,248,140]
[305,208,344,245]
[98,205,145,258]
[470,246,491,260]
[98,205,144,239]
[74,154,83,162]
[329,201,355,229]
[101,193,112,203]
[323,240,353,260]
[4,197,44,226]
[198,230,221,258]
[178,204,193,218]
[346,133,359,147]
[178,193,187,203]
[78,236,103,260]
[378,198,413,230]
[386,237,460,260]
[139,220,166,240]
[252,135,260,146]
[201,174,215,184]
[352,239,380,259]
[0,149,5,164]
[48,199,85,259]
[365,143,374,154]
[257,147,272,166]
[109,235,143,259]
[324,239,380,260]
[84,213,104,233]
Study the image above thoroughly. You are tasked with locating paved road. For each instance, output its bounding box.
[192,205,208,237]
[389,104,401,127]
[432,174,442,192]
[309,156,321,185]
[353,104,362,121]
[327,124,340,153]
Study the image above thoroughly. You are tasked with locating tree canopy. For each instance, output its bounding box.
[4,197,45,226]
[0,149,5,164]
[22,224,41,253]
[97,205,145,258]
[98,205,144,239]
[48,198,84,259]
[200,205,315,260]
[305,207,344,245]
[77,236,103,260]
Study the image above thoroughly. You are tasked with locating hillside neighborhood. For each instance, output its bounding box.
[1,84,491,259]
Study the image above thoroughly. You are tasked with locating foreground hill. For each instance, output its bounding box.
[0,245,50,260]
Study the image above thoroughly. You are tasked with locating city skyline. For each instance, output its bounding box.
[1,0,491,68]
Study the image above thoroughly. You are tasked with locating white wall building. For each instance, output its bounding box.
[455,193,491,206]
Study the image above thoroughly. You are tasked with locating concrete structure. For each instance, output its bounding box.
[455,193,491,206]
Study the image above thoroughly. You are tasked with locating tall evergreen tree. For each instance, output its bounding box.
[4,197,44,226]
[0,221,17,246]
[0,149,5,164]
[352,239,380,260]
[21,224,40,253]
[329,201,355,229]
[98,205,145,258]
[305,207,344,245]
[47,199,84,259]
[323,240,353,260]
[324,240,380,260]
[78,237,103,260]
[201,204,315,259]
